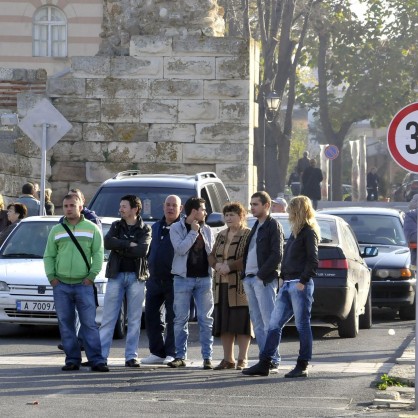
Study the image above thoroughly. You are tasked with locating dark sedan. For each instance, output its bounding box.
[320,207,415,320]
[247,213,377,338]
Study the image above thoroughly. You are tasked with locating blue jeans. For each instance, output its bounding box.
[261,279,314,363]
[243,276,278,363]
[173,276,214,360]
[100,272,145,362]
[53,282,104,366]
[145,277,175,358]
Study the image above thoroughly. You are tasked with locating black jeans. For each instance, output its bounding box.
[145,277,175,358]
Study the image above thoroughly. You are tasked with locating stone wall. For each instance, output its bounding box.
[46,35,258,207]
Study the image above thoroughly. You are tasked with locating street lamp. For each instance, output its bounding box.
[261,91,281,190]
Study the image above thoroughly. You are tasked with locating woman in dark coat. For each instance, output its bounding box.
[301,159,323,210]
[0,194,9,233]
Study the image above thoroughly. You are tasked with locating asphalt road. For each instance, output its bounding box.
[0,308,414,417]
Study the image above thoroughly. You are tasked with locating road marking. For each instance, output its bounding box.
[0,356,393,374]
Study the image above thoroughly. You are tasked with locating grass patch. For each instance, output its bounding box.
[377,374,413,390]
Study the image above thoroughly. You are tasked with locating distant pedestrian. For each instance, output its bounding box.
[297,151,310,177]
[243,195,320,378]
[271,197,288,213]
[242,191,284,371]
[141,195,183,365]
[0,202,27,246]
[404,194,418,269]
[99,195,151,368]
[0,194,10,233]
[209,202,252,370]
[16,182,45,216]
[366,167,379,201]
[301,159,323,210]
[44,194,108,372]
[287,168,300,196]
[167,197,215,370]
[45,188,55,215]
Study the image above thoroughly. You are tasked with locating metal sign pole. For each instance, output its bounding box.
[416,217,418,407]
[330,160,333,201]
[39,123,47,216]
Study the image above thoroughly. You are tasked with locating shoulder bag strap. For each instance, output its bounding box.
[62,223,90,270]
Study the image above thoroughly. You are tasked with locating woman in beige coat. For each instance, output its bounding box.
[208,202,253,370]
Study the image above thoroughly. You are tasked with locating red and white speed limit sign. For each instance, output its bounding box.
[387,102,418,172]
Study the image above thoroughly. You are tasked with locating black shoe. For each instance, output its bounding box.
[285,360,308,378]
[125,359,140,368]
[57,344,64,351]
[62,364,80,371]
[203,359,213,370]
[242,360,270,376]
[91,363,109,372]
[81,361,92,367]
[167,358,186,368]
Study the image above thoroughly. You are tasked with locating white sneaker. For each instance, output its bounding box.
[163,356,175,365]
[141,354,165,364]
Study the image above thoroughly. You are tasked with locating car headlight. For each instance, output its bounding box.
[95,282,107,294]
[375,268,412,279]
[0,281,10,291]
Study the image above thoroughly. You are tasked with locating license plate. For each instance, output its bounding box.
[16,301,55,312]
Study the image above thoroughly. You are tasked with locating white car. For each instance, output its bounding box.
[0,216,128,338]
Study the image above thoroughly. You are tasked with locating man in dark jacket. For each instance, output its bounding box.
[242,191,284,369]
[99,195,151,368]
[301,159,323,210]
[141,195,182,365]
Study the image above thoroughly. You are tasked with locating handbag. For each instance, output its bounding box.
[61,223,99,307]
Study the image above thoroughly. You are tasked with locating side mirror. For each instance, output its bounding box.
[206,212,225,228]
[362,246,378,258]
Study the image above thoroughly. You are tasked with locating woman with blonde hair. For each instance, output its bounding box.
[44,188,55,215]
[243,195,320,378]
[208,202,253,370]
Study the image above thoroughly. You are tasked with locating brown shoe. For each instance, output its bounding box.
[236,359,248,370]
[214,359,236,370]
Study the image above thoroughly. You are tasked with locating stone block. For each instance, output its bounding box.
[51,162,86,182]
[83,123,114,142]
[17,92,47,118]
[226,184,251,206]
[61,123,83,142]
[86,78,149,99]
[86,162,140,183]
[114,124,149,143]
[52,141,106,162]
[140,100,178,123]
[0,153,33,176]
[178,101,218,123]
[0,68,14,80]
[219,100,249,122]
[182,143,248,164]
[52,98,101,122]
[47,78,86,97]
[135,163,215,175]
[101,99,140,123]
[150,79,202,99]
[14,136,42,158]
[195,122,248,143]
[156,142,182,163]
[148,124,195,143]
[130,36,173,56]
[217,163,248,183]
[173,36,247,57]
[71,57,111,78]
[110,57,163,78]
[216,57,250,79]
[164,57,215,79]
[106,142,156,163]
[204,80,249,99]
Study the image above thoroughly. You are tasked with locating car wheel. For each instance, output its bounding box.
[338,290,359,338]
[113,297,127,340]
[359,287,372,329]
[399,300,415,320]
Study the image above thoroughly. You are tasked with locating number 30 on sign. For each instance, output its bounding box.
[387,102,418,172]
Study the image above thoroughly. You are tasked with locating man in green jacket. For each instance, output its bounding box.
[44,194,108,372]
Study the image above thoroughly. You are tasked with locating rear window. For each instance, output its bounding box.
[89,186,195,220]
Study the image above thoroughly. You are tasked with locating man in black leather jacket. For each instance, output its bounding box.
[242,191,284,369]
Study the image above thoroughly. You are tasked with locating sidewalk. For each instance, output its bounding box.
[372,336,416,412]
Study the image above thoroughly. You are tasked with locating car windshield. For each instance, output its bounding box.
[331,214,407,246]
[0,221,112,259]
[247,217,338,244]
[88,186,195,220]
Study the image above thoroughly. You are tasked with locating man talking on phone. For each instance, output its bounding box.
[167,197,215,370]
